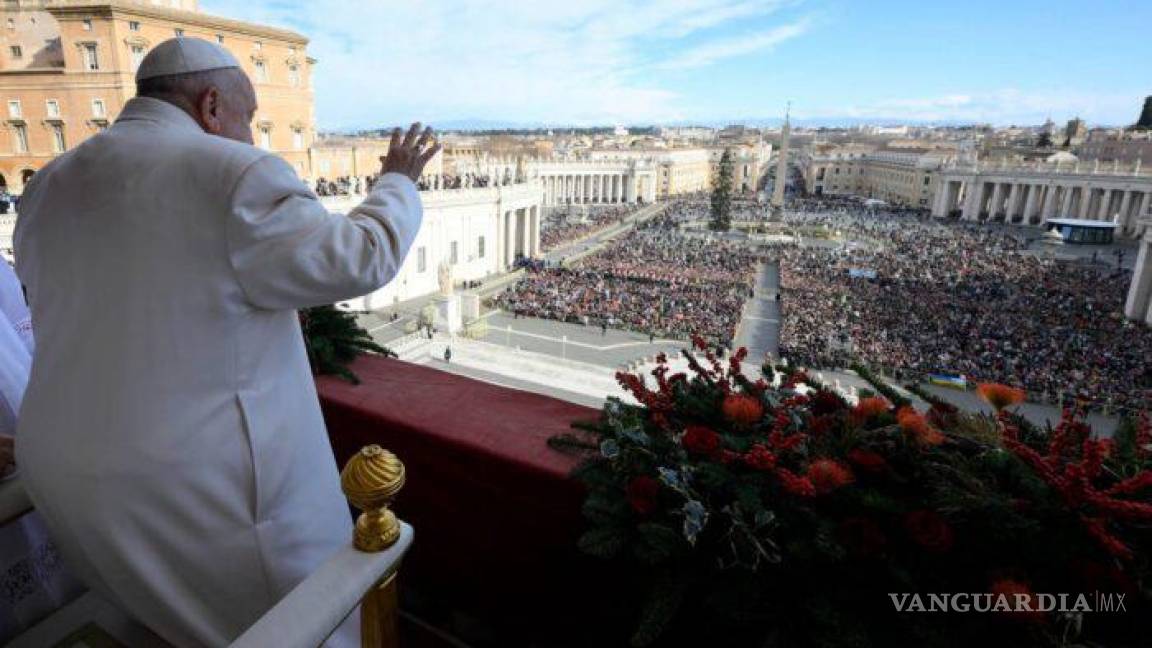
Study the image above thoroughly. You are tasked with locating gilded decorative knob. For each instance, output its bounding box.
[340,445,405,552]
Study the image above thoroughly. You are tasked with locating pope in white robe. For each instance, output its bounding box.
[13,38,438,647]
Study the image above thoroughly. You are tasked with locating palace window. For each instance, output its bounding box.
[477,236,485,258]
[82,19,92,31]
[174,28,184,38]
[92,99,106,118]
[82,43,99,70]
[129,21,140,31]
[259,124,271,149]
[291,127,304,150]
[12,125,28,154]
[253,41,262,51]
[46,99,60,118]
[51,124,66,153]
[131,44,145,71]
[288,64,299,87]
[254,60,267,82]
[7,100,20,118]
[6,19,14,30]
[9,45,21,59]
[450,241,459,265]
[216,34,224,44]
[417,247,427,273]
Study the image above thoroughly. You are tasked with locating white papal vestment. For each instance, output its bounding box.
[13,97,422,647]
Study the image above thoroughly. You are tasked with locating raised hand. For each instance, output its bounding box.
[381,122,441,182]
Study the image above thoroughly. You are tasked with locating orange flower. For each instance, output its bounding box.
[989,579,1043,622]
[852,396,890,419]
[977,383,1026,411]
[806,459,854,494]
[722,393,764,426]
[897,406,944,446]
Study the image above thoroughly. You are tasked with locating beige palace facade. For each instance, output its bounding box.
[0,0,315,192]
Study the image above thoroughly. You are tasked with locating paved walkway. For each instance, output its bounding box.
[732,263,780,367]
[476,312,682,368]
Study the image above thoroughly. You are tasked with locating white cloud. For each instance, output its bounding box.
[200,0,811,128]
[811,89,1141,125]
[652,19,809,70]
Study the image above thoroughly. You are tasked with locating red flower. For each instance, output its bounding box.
[903,510,954,552]
[838,516,887,557]
[847,448,888,474]
[682,425,721,456]
[626,476,660,515]
[722,393,764,426]
[852,396,890,420]
[810,389,847,416]
[989,579,1043,622]
[806,459,854,494]
[743,444,776,470]
[977,383,1026,411]
[897,407,944,446]
[808,415,834,437]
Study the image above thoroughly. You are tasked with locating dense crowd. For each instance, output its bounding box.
[499,192,1148,411]
[314,173,506,197]
[496,209,761,342]
[775,205,1150,412]
[540,205,641,251]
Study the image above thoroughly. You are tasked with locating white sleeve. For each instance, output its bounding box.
[226,155,422,310]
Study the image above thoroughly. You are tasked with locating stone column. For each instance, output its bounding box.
[1021,185,1037,224]
[1116,190,1133,225]
[529,207,539,256]
[960,180,978,220]
[989,183,1005,220]
[519,207,530,258]
[1097,189,1114,220]
[1078,187,1094,219]
[1125,231,1152,321]
[508,210,518,267]
[1005,183,1021,221]
[931,181,948,217]
[1058,185,1073,219]
[1140,191,1152,219]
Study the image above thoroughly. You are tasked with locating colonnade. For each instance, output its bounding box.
[494,205,540,268]
[540,173,636,206]
[933,173,1152,236]
[1125,227,1152,325]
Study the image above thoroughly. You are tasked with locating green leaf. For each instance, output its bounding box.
[630,577,688,647]
[633,523,685,565]
[578,526,627,559]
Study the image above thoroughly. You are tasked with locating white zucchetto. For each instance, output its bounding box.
[135,37,242,82]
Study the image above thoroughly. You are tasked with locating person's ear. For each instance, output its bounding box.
[197,86,223,134]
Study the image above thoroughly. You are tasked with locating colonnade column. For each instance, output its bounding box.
[1005,183,1021,221]
[989,183,1005,220]
[1057,185,1072,219]
[508,211,516,268]
[1098,189,1114,220]
[529,207,539,257]
[1125,231,1152,322]
[518,207,529,258]
[1116,191,1133,225]
[1021,184,1038,224]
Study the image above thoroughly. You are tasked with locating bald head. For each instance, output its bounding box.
[136,67,257,145]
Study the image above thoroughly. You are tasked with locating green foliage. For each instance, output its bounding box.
[299,305,394,384]
[709,148,734,232]
[1138,96,1152,130]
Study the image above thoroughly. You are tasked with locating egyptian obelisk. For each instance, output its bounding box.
[770,104,791,214]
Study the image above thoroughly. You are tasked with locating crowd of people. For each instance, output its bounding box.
[313,173,507,197]
[496,210,761,343]
[496,192,1149,412]
[774,203,1150,412]
[540,205,642,252]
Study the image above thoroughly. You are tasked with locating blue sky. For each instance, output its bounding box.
[201,0,1152,130]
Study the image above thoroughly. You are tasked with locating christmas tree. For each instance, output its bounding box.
[298,305,394,384]
[709,148,733,231]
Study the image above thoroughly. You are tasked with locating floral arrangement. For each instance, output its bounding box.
[553,338,1152,647]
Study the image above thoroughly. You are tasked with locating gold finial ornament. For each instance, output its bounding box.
[340,445,405,552]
